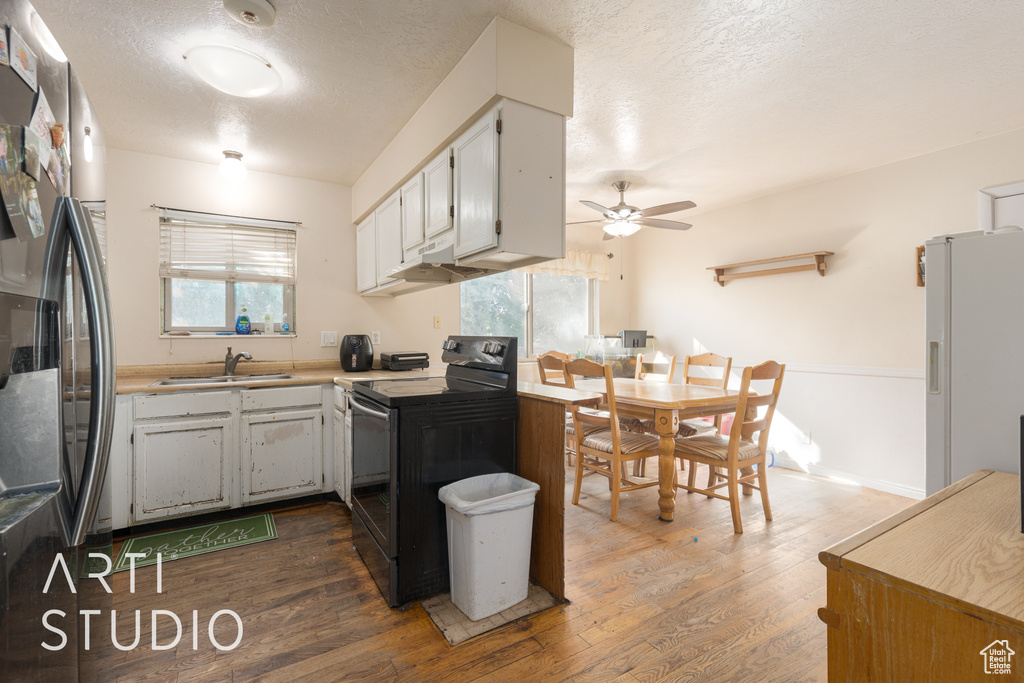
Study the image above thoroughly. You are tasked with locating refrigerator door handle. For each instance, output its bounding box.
[928,340,941,394]
[65,197,116,546]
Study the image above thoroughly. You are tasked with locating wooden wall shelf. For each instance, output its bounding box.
[707,251,833,287]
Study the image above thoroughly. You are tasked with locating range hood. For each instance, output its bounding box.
[385,233,500,284]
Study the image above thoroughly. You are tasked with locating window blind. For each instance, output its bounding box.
[158,208,297,284]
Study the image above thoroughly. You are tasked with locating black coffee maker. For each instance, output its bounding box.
[341,334,373,372]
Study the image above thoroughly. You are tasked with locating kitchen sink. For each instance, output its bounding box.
[150,373,298,387]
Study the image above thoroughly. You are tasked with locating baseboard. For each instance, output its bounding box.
[772,454,925,500]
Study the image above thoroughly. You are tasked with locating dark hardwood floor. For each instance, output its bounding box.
[83,464,911,682]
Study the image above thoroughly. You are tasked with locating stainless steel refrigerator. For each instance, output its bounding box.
[924,229,1024,495]
[0,0,114,679]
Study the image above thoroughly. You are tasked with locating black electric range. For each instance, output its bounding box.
[348,336,519,606]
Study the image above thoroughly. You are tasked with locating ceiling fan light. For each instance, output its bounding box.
[603,221,641,237]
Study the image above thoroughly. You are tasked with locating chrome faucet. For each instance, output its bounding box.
[224,346,252,376]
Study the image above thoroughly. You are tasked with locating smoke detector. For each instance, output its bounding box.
[223,0,276,28]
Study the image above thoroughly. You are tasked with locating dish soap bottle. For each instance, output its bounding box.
[263,308,273,334]
[235,306,251,335]
[280,313,290,334]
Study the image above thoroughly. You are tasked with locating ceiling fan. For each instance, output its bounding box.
[568,181,696,240]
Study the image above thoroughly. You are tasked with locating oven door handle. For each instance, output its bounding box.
[349,395,390,422]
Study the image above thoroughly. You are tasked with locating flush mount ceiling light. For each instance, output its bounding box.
[223,0,277,28]
[220,150,247,182]
[183,44,281,97]
[31,12,66,62]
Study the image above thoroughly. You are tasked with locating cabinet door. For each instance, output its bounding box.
[241,408,324,504]
[333,406,352,507]
[423,148,452,239]
[356,214,377,292]
[401,173,425,256]
[453,107,500,259]
[134,416,234,522]
[375,191,402,285]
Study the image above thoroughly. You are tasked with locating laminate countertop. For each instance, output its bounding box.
[115,363,600,404]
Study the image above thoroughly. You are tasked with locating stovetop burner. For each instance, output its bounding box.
[352,336,517,407]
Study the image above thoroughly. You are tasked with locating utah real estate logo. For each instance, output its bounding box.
[980,640,1015,675]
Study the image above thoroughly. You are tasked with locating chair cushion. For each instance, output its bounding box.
[636,418,700,437]
[674,433,761,461]
[565,421,605,437]
[618,416,645,433]
[581,428,661,455]
[680,418,717,435]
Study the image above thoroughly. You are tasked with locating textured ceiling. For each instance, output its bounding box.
[32,0,1024,224]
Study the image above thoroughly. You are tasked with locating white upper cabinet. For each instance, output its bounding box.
[355,99,565,296]
[423,148,453,240]
[401,172,425,258]
[454,99,565,270]
[356,213,377,293]
[374,190,402,287]
[453,108,501,260]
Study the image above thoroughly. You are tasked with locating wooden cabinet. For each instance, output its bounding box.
[356,213,377,292]
[453,107,500,260]
[124,385,330,525]
[240,385,324,504]
[241,408,323,504]
[400,171,425,258]
[374,191,402,288]
[423,148,452,240]
[356,98,565,296]
[819,470,1024,681]
[452,99,565,270]
[133,415,234,522]
[332,385,353,507]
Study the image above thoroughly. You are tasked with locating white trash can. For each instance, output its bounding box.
[438,472,540,621]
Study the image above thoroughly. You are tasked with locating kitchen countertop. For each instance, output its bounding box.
[116,362,600,404]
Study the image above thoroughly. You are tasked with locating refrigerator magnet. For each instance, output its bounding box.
[0,26,9,67]
[8,27,36,91]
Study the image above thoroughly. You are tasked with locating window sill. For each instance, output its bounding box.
[160,333,297,339]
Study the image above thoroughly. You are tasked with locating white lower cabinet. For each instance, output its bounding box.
[241,407,323,504]
[133,415,234,522]
[332,401,353,507]
[125,385,330,526]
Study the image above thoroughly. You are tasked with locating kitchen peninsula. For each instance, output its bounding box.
[112,364,600,602]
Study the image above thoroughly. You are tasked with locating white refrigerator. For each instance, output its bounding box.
[925,229,1024,495]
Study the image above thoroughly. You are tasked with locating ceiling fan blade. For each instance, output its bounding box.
[565,219,609,226]
[580,200,615,218]
[602,231,616,241]
[639,200,696,218]
[635,218,692,230]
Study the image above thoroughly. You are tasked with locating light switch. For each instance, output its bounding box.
[321,331,338,347]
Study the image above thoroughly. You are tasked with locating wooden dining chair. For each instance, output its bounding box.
[536,350,578,465]
[537,350,570,386]
[566,358,661,521]
[673,361,785,534]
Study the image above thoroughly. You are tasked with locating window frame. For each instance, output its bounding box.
[157,207,299,335]
[460,271,599,357]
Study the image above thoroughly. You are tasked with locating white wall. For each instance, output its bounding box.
[621,127,1024,498]
[106,148,461,367]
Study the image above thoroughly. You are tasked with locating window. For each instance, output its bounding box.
[460,270,598,357]
[158,208,297,334]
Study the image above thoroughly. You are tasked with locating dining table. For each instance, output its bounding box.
[572,377,739,522]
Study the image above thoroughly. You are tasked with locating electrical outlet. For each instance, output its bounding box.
[433,315,441,329]
[800,430,812,445]
[371,331,381,345]
[321,331,338,347]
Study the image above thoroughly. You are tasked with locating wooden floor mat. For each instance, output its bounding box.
[420,582,560,646]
